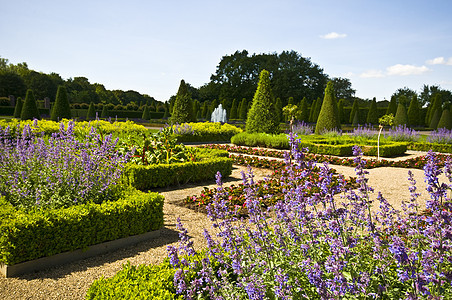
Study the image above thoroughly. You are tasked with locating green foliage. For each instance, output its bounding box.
[86,260,181,299]
[246,70,279,134]
[50,86,71,121]
[0,188,164,265]
[313,97,322,123]
[349,99,359,124]
[407,95,421,126]
[13,97,23,118]
[171,122,242,143]
[429,108,442,129]
[315,81,341,134]
[386,96,397,116]
[141,105,150,120]
[231,132,289,149]
[352,110,360,125]
[171,80,194,124]
[337,99,345,124]
[124,155,233,190]
[20,89,40,120]
[394,103,408,126]
[86,102,96,120]
[379,114,394,126]
[275,97,283,123]
[308,98,317,122]
[426,93,442,126]
[366,98,378,124]
[437,109,452,130]
[101,104,109,118]
[299,97,309,122]
[229,99,238,119]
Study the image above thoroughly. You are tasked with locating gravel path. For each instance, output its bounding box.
[0,151,446,299]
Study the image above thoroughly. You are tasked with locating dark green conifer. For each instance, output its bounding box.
[313,97,322,123]
[230,99,238,120]
[51,86,72,121]
[309,98,317,122]
[275,98,282,123]
[386,96,397,116]
[315,81,341,134]
[299,97,309,122]
[337,99,345,123]
[349,99,359,124]
[101,105,109,118]
[239,98,248,121]
[407,95,420,127]
[352,110,360,126]
[86,102,96,120]
[13,97,23,118]
[366,98,378,124]
[141,105,150,120]
[20,89,40,120]
[394,103,408,126]
[437,109,452,130]
[429,108,442,129]
[171,79,194,124]
[246,70,279,134]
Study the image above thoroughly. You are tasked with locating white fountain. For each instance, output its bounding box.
[210,104,227,123]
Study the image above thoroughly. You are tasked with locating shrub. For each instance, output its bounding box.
[50,86,72,121]
[427,128,452,144]
[407,94,421,126]
[229,99,238,120]
[437,109,451,130]
[0,121,130,210]
[299,97,309,122]
[393,103,408,126]
[429,108,442,129]
[0,188,164,265]
[171,80,194,124]
[231,132,289,149]
[20,89,40,120]
[366,98,378,124]
[384,125,420,142]
[386,95,397,116]
[101,105,109,118]
[141,105,150,120]
[13,97,23,118]
[238,98,248,121]
[349,99,359,124]
[293,121,313,135]
[337,98,345,124]
[86,102,96,120]
[171,122,242,143]
[315,81,341,134]
[246,70,279,134]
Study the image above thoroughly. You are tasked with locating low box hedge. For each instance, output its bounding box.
[124,156,233,190]
[408,142,452,153]
[172,122,243,143]
[0,189,164,266]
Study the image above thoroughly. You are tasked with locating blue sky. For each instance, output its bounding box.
[1,0,451,102]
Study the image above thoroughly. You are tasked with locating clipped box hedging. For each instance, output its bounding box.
[0,106,15,116]
[408,142,452,153]
[125,156,233,190]
[0,189,164,265]
[231,132,289,149]
[172,122,243,143]
[86,260,181,299]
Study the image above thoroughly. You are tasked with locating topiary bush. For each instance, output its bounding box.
[315,81,341,134]
[437,109,452,130]
[20,89,40,120]
[366,98,378,124]
[393,103,408,126]
[50,85,72,121]
[141,105,150,120]
[246,70,279,134]
[171,80,194,124]
[13,97,23,118]
[349,99,359,124]
[407,94,420,126]
[86,102,96,120]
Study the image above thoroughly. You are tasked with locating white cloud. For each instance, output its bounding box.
[320,32,347,39]
[386,64,429,76]
[342,72,354,78]
[360,70,385,78]
[427,56,452,66]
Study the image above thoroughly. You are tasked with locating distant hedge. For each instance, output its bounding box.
[71,109,164,119]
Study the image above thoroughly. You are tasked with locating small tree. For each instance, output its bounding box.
[51,86,72,121]
[437,109,452,130]
[394,103,408,126]
[349,99,359,124]
[246,69,279,134]
[86,102,96,120]
[21,89,40,120]
[299,97,309,122]
[352,110,360,126]
[13,97,23,118]
[141,105,150,120]
[337,99,345,124]
[377,114,394,160]
[275,97,283,123]
[283,104,300,133]
[426,94,442,126]
[171,79,194,124]
[366,98,378,124]
[313,97,322,123]
[239,98,248,121]
[230,99,238,120]
[429,108,442,129]
[308,98,317,122]
[386,96,397,116]
[315,81,341,134]
[407,95,421,127]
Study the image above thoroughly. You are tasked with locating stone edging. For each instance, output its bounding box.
[0,229,162,278]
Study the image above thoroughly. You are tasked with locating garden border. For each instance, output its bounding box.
[0,228,162,277]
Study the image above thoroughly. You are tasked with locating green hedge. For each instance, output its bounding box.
[125,156,233,190]
[86,260,181,299]
[408,142,452,153]
[71,109,164,119]
[0,189,164,265]
[231,132,289,149]
[0,106,50,117]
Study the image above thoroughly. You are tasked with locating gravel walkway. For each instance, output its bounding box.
[0,150,446,299]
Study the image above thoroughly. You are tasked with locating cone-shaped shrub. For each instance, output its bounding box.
[313,97,322,123]
[246,70,279,134]
[315,81,341,134]
[349,99,359,124]
[352,110,360,126]
[309,98,317,122]
[275,98,282,123]
[299,97,309,122]
[429,108,442,129]
[20,89,40,120]
[337,99,344,124]
[437,109,452,130]
[426,94,442,126]
[141,105,150,120]
[407,95,420,126]
[239,98,248,120]
[171,79,194,124]
[366,98,378,124]
[101,105,109,118]
[394,103,408,126]
[51,86,72,121]
[230,99,238,120]
[386,96,397,116]
[13,97,23,118]
[86,102,96,120]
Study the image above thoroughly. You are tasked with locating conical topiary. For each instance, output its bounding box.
[239,98,248,121]
[366,98,378,124]
[386,96,397,116]
[308,98,317,122]
[275,98,282,123]
[51,86,72,121]
[299,97,309,122]
[407,95,421,127]
[171,79,194,124]
[20,89,40,120]
[437,109,452,130]
[429,108,442,130]
[86,102,96,120]
[394,103,408,126]
[246,69,279,134]
[426,94,442,126]
[141,105,150,120]
[352,110,360,126]
[315,81,341,134]
[337,99,344,124]
[313,97,322,123]
[101,105,109,118]
[230,99,238,120]
[13,97,23,118]
[349,99,359,124]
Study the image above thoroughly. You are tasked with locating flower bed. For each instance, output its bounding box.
[170,122,242,143]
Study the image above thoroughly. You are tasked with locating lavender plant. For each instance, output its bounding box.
[292,121,314,136]
[385,125,420,142]
[351,124,377,141]
[168,133,452,299]
[427,128,452,144]
[0,121,130,210]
